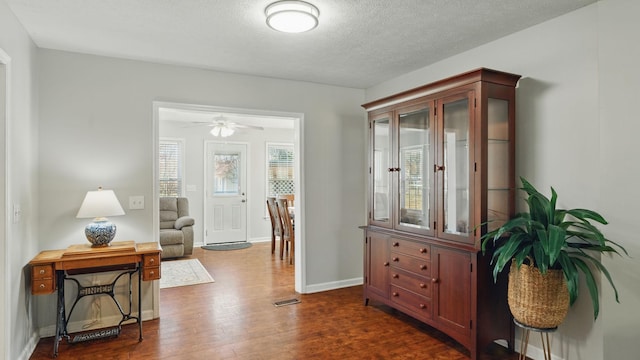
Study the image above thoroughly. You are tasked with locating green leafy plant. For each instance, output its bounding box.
[481,177,628,320]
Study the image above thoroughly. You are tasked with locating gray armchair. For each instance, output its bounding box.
[159,197,195,258]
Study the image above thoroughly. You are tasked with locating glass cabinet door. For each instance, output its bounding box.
[487,97,511,232]
[439,93,472,241]
[397,104,434,235]
[370,114,392,227]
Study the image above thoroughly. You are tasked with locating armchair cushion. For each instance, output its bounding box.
[175,216,195,230]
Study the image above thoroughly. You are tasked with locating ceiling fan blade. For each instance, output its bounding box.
[232,123,264,130]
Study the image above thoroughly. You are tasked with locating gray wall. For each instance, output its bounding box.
[366,1,639,359]
[0,1,40,359]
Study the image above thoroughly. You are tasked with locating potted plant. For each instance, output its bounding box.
[481,177,627,329]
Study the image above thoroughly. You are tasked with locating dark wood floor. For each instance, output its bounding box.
[30,242,522,360]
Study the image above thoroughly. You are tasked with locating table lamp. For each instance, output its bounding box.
[76,187,125,247]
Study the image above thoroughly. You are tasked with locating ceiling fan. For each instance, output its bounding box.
[190,116,264,137]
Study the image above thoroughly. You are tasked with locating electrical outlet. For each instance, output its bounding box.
[129,196,145,210]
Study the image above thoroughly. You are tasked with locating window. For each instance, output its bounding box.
[159,139,184,197]
[266,143,294,196]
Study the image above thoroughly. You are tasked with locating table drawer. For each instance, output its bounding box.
[143,266,161,281]
[390,268,432,298]
[32,279,55,295]
[32,264,54,280]
[390,285,432,320]
[390,252,431,276]
[143,254,160,267]
[390,238,430,259]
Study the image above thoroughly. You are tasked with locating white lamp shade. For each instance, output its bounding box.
[76,188,125,219]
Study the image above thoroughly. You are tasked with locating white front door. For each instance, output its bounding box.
[205,142,248,244]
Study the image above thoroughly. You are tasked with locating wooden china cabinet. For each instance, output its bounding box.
[362,68,521,360]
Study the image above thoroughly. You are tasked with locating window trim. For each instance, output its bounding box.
[159,137,186,197]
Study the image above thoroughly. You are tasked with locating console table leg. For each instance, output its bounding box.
[138,265,143,341]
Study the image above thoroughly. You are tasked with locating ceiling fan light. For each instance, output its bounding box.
[265,1,319,33]
[220,126,235,137]
[210,126,221,137]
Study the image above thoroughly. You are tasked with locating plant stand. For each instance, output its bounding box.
[514,319,556,360]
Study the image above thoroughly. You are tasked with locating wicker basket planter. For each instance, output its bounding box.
[508,260,570,329]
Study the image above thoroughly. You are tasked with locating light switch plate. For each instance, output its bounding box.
[129,196,144,210]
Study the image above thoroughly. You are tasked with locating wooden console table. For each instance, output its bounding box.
[29,241,162,357]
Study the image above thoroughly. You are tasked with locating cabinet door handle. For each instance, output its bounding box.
[434,164,445,172]
[383,262,389,267]
[392,274,399,279]
[431,278,439,284]
[388,168,394,172]
[419,248,427,254]
[392,257,399,262]
[419,283,426,288]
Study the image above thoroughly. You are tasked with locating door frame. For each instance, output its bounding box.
[0,47,11,360]
[204,140,250,244]
[153,101,305,293]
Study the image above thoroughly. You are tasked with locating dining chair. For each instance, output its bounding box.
[276,198,294,264]
[277,194,294,207]
[266,197,282,255]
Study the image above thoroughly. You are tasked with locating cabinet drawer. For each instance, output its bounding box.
[390,285,432,320]
[143,254,160,267]
[390,252,431,276]
[32,265,54,280]
[390,268,432,298]
[143,266,161,281]
[390,238,430,260]
[32,279,55,295]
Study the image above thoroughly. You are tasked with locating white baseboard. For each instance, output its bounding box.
[17,331,40,360]
[303,277,363,294]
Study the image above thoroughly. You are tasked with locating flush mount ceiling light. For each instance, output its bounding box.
[265,0,320,33]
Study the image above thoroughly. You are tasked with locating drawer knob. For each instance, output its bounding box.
[392,257,399,262]
[392,242,399,247]
[39,284,45,289]
[419,248,427,254]
[383,262,389,267]
[150,258,155,264]
[39,269,45,275]
[431,278,438,284]
[392,274,399,279]
[419,283,426,288]
[420,265,427,270]
[150,271,155,275]
[419,304,426,309]
[392,292,399,297]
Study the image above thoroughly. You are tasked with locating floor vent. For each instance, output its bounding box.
[273,298,301,307]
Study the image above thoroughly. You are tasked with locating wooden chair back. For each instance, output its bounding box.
[276,198,294,264]
[266,197,282,255]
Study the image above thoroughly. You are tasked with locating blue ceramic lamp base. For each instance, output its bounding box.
[85,218,117,247]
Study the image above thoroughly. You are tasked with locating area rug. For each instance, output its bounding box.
[201,242,253,251]
[160,258,214,289]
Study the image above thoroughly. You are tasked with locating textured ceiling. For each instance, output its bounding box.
[7,0,596,89]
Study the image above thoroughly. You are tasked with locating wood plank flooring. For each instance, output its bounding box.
[30,242,523,360]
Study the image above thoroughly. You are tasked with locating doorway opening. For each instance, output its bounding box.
[153,101,304,293]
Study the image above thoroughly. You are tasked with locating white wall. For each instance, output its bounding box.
[366,3,632,360]
[0,1,40,359]
[598,0,640,359]
[160,120,295,245]
[37,49,366,331]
